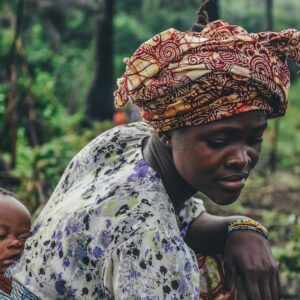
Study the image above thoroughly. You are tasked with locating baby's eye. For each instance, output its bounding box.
[0,234,6,240]
[18,232,31,240]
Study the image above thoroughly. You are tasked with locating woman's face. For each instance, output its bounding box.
[170,111,267,205]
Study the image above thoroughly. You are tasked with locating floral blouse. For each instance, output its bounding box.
[10,123,205,299]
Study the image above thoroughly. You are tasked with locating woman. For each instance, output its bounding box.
[4,0,300,299]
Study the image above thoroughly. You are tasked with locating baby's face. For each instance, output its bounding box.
[0,196,31,274]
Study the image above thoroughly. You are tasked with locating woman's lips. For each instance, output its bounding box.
[218,176,246,191]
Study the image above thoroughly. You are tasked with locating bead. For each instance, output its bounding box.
[227,218,268,239]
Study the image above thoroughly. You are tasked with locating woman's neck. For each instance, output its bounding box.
[142,133,197,213]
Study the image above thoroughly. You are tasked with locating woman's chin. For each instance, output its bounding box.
[214,199,237,206]
[210,192,241,206]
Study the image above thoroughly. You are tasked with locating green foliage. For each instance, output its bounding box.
[114,12,151,76]
[221,0,265,31]
[0,84,8,127]
[259,79,300,173]
[115,0,143,15]
[13,116,113,211]
[141,0,199,32]
[274,0,300,30]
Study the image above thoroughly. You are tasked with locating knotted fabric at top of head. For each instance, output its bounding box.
[114,20,300,132]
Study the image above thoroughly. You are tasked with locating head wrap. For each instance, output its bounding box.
[114,20,300,131]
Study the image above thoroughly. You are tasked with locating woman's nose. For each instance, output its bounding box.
[224,145,251,169]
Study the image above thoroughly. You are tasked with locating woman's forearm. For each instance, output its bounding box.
[184,212,240,254]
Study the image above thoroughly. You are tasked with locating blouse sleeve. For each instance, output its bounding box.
[177,196,206,240]
[104,230,200,299]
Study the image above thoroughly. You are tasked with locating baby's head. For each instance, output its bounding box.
[0,188,31,274]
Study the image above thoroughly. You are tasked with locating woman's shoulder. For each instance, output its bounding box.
[74,122,149,159]
[56,122,150,180]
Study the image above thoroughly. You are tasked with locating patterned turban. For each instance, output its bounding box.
[114,20,300,131]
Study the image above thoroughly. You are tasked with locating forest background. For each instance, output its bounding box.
[0,0,299,298]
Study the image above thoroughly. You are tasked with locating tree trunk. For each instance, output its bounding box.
[86,0,114,121]
[2,0,25,168]
[6,66,18,168]
[265,0,279,173]
[265,0,273,31]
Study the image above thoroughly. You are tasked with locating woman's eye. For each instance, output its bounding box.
[249,137,264,145]
[206,139,228,148]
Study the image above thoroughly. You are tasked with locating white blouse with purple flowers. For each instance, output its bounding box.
[10,122,205,299]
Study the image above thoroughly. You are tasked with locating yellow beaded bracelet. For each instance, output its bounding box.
[228,219,268,239]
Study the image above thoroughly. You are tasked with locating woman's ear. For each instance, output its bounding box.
[158,132,172,148]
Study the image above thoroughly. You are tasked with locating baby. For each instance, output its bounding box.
[0,188,31,275]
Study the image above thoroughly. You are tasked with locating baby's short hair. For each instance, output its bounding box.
[0,187,19,200]
[0,187,30,218]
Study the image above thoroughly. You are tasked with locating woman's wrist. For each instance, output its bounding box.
[185,213,268,255]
